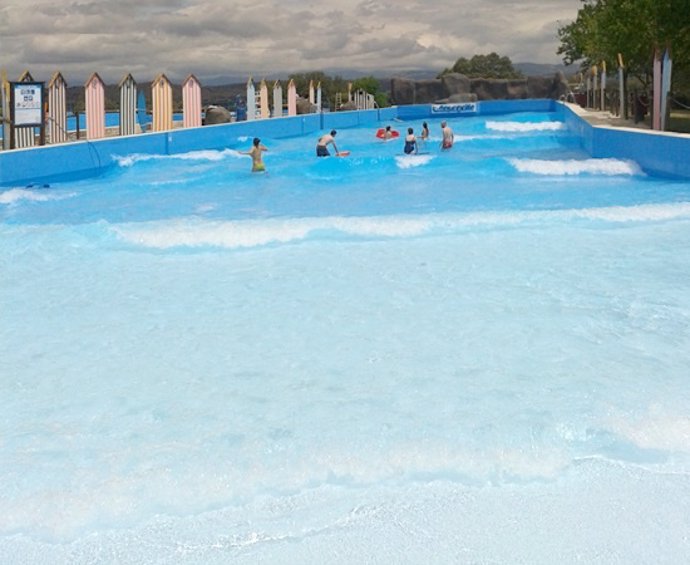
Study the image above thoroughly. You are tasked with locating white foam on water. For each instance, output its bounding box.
[114,148,242,167]
[455,133,516,141]
[608,405,690,453]
[508,157,643,176]
[112,202,690,250]
[112,215,432,249]
[394,154,434,169]
[194,203,218,214]
[0,188,76,205]
[486,120,565,132]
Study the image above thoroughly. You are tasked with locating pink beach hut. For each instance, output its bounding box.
[182,74,202,128]
[85,73,106,140]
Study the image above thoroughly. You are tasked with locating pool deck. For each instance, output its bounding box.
[569,103,652,131]
[565,103,690,139]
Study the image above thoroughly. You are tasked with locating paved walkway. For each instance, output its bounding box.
[566,103,650,130]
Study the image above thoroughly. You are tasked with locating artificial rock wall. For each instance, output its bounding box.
[390,72,570,104]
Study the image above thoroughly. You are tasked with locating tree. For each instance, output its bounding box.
[288,71,350,111]
[439,53,524,79]
[557,0,690,86]
[351,76,389,108]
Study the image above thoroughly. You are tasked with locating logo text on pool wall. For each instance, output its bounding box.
[431,103,477,114]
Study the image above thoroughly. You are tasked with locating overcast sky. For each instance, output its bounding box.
[2,0,581,83]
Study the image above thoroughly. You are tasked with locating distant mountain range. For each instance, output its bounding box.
[199,63,572,86]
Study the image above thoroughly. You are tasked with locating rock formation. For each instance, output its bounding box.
[390,72,570,105]
[204,105,233,124]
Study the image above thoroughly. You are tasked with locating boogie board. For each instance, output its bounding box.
[336,151,351,157]
[376,128,400,139]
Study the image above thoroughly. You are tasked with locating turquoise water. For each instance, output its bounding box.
[2,112,690,563]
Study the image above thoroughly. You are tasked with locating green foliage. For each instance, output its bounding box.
[439,53,524,79]
[351,76,389,107]
[286,72,390,109]
[557,0,690,86]
[288,71,349,110]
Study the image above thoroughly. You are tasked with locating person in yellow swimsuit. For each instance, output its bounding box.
[242,137,268,172]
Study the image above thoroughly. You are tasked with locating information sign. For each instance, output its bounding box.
[12,82,44,126]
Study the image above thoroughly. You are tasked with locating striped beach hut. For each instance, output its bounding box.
[119,73,138,136]
[85,72,106,140]
[15,71,37,148]
[272,80,283,118]
[182,74,202,128]
[287,79,297,116]
[47,72,68,144]
[151,74,173,132]
[246,77,256,121]
[259,79,269,119]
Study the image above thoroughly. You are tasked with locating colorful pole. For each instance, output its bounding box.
[652,48,662,130]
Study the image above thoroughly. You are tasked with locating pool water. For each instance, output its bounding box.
[2,112,690,563]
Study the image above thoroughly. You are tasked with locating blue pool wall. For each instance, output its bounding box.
[2,100,689,186]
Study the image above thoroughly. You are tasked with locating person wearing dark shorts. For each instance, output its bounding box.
[316,130,338,157]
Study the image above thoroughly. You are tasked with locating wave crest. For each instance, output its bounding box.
[395,154,434,169]
[114,148,242,167]
[112,202,690,250]
[508,157,643,176]
[0,188,76,205]
[486,120,565,132]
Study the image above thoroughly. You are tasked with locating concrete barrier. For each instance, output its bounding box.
[2,100,689,186]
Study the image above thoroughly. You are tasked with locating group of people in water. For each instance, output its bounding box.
[375,121,454,156]
[242,120,455,173]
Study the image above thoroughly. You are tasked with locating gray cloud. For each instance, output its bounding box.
[1,0,580,83]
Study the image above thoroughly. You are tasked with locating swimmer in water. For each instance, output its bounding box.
[440,121,454,150]
[316,130,339,157]
[403,127,418,155]
[242,137,268,172]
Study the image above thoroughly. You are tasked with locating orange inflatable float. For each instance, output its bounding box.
[375,128,400,139]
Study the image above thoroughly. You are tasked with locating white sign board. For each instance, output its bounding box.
[13,83,43,126]
[431,103,477,114]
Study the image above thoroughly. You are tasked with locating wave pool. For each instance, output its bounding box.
[2,112,690,563]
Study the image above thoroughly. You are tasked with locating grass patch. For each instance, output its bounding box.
[669,110,690,134]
